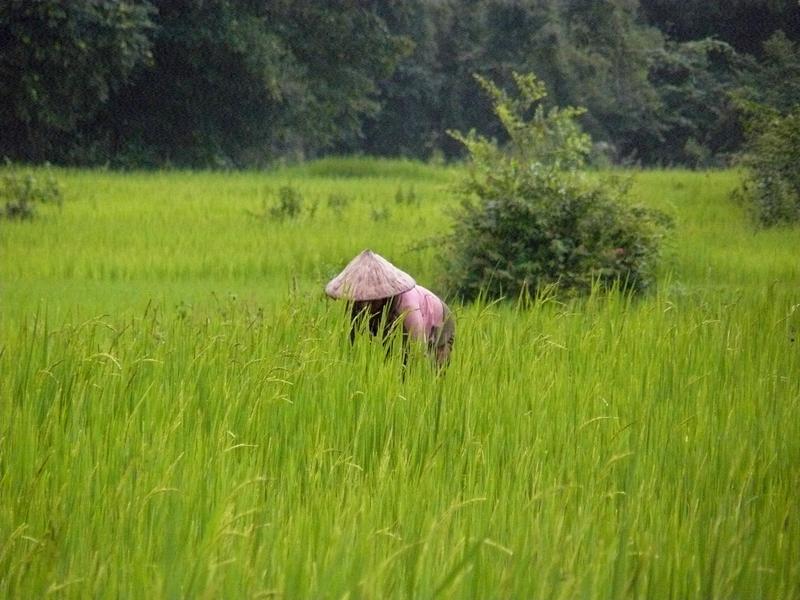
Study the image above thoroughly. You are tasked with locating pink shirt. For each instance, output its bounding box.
[394,285,446,342]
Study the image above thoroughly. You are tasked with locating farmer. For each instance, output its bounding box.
[325,249,455,368]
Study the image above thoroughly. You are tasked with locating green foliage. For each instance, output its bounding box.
[0,1,798,167]
[647,38,748,166]
[0,163,63,220]
[734,103,800,226]
[739,30,800,114]
[757,30,800,111]
[130,1,404,165]
[731,32,800,226]
[444,73,669,301]
[558,0,664,160]
[245,184,318,222]
[0,2,406,167]
[0,0,154,161]
[640,0,798,55]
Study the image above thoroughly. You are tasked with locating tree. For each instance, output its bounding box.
[645,38,748,166]
[639,0,800,55]
[739,30,800,113]
[733,33,800,226]
[734,103,800,226]
[0,0,155,161]
[363,0,667,163]
[358,1,456,157]
[92,0,294,166]
[91,0,406,166]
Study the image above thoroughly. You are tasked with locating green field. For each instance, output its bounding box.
[1,160,799,598]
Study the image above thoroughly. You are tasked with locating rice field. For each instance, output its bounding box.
[1,159,799,598]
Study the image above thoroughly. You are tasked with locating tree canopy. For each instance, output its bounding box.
[1,0,798,167]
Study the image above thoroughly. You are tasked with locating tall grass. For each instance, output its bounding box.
[1,159,798,598]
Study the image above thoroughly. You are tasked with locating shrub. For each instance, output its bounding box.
[247,184,319,222]
[269,185,304,220]
[0,162,63,220]
[733,102,800,226]
[442,73,670,301]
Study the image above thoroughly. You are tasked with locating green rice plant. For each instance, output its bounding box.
[395,185,419,205]
[1,288,798,598]
[0,158,798,598]
[326,192,351,218]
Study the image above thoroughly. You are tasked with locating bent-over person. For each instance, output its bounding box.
[326,249,455,368]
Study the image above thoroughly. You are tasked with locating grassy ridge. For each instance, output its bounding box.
[1,160,799,598]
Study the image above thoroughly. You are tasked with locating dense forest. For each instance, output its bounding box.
[1,0,799,168]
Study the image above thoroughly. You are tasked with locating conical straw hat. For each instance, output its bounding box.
[325,249,415,300]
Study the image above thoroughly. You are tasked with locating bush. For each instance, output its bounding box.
[733,103,800,226]
[442,73,670,301]
[246,184,320,222]
[269,185,304,220]
[0,163,63,220]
